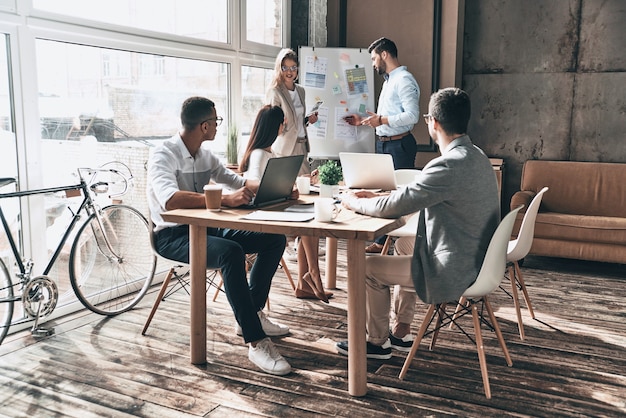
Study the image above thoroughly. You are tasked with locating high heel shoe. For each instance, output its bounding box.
[296,273,332,303]
[295,287,333,302]
[295,287,334,300]
[302,272,330,303]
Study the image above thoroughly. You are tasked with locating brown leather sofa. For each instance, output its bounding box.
[510,160,626,264]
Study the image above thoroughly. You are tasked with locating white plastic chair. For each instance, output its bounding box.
[142,221,223,335]
[399,206,523,399]
[506,186,549,340]
[380,169,421,255]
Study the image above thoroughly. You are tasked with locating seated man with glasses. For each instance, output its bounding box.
[147,96,292,376]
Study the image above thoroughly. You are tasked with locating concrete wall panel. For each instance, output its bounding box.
[464,0,580,74]
[463,0,626,208]
[464,73,574,205]
[579,0,626,71]
[571,72,626,161]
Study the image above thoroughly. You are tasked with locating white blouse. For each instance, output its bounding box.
[243,148,276,180]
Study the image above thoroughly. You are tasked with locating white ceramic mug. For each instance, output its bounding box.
[296,176,310,195]
[203,184,222,211]
[314,197,339,222]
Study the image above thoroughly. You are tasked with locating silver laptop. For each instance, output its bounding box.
[339,152,397,191]
[242,154,303,208]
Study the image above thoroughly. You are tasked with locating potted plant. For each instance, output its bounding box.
[226,124,239,170]
[317,160,343,197]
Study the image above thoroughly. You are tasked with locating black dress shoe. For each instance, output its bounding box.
[335,339,392,360]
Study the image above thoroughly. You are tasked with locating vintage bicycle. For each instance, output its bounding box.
[0,162,156,345]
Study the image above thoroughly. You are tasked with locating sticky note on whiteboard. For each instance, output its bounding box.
[332,85,342,95]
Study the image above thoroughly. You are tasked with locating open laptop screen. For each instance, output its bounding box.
[339,152,397,191]
[243,154,303,208]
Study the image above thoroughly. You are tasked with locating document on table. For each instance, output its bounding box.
[284,203,314,213]
[241,210,314,222]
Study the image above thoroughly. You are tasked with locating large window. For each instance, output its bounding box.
[240,65,273,141]
[0,0,289,330]
[0,33,17,275]
[0,35,15,180]
[246,0,284,47]
[33,0,229,43]
[37,40,229,161]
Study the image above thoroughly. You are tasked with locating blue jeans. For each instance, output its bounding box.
[155,225,286,343]
[374,133,418,245]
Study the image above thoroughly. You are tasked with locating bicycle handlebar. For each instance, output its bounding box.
[78,163,134,199]
[0,161,134,200]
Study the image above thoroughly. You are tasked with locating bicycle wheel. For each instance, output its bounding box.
[0,257,14,345]
[69,205,156,315]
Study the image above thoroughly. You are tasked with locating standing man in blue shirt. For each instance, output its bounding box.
[345,37,420,254]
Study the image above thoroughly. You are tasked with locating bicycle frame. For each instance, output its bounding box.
[0,180,93,279]
[1,163,154,344]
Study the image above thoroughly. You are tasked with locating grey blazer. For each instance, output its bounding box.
[347,135,500,304]
[266,83,310,156]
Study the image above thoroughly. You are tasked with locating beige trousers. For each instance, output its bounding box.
[365,236,417,345]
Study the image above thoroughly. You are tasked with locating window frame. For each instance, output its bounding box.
[239,0,289,55]
[0,1,290,332]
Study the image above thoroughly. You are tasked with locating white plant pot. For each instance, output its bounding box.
[319,184,338,198]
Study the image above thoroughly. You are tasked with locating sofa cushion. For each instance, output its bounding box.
[534,212,626,245]
[521,160,626,218]
[529,238,626,264]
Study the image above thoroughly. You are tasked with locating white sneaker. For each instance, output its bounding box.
[283,245,298,262]
[236,311,290,337]
[249,338,291,375]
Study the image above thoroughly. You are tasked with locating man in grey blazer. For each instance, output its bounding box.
[336,88,500,359]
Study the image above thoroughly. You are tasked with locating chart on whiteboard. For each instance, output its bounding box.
[299,47,375,159]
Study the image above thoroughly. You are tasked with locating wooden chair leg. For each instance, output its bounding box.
[471,301,492,399]
[450,297,467,329]
[142,267,175,335]
[380,235,393,256]
[264,257,296,310]
[280,256,296,290]
[483,296,513,367]
[509,263,525,340]
[515,261,536,319]
[212,277,223,302]
[429,303,447,350]
[399,304,436,380]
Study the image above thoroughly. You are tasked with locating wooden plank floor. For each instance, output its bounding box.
[1,245,625,417]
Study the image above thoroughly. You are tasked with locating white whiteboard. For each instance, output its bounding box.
[299,47,375,159]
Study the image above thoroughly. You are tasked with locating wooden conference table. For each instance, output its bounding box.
[161,196,403,396]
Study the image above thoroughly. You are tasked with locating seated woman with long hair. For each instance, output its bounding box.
[240,105,332,303]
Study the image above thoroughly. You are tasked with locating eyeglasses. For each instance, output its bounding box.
[201,116,223,127]
[281,65,298,72]
[423,114,433,123]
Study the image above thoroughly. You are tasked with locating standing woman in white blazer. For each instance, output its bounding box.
[266,48,318,175]
[266,48,331,303]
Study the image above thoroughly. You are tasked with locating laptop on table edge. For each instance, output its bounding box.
[339,152,397,191]
[241,154,304,209]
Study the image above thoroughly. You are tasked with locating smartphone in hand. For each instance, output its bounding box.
[308,100,323,115]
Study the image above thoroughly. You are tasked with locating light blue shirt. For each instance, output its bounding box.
[376,66,420,137]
